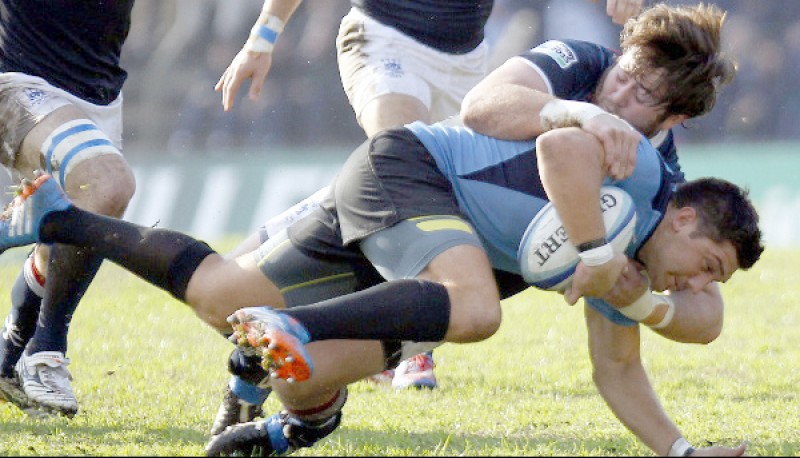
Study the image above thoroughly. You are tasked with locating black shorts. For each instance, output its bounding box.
[288,127,462,257]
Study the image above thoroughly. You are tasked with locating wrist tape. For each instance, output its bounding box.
[578,243,614,266]
[539,99,607,131]
[668,437,695,457]
[618,290,676,329]
[245,15,285,53]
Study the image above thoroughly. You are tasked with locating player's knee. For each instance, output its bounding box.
[448,299,502,342]
[78,162,135,217]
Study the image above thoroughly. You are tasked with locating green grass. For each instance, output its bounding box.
[0,243,798,456]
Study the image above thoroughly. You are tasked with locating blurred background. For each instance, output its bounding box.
[67,0,800,244]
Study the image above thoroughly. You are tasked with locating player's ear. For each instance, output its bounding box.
[671,206,697,232]
[659,113,688,131]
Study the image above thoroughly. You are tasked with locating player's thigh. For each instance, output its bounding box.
[359,93,430,137]
[360,216,501,342]
[418,244,501,342]
[185,251,285,319]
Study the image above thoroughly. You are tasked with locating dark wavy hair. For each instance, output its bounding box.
[672,177,764,269]
[620,3,737,119]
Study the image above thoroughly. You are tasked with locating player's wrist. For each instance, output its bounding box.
[618,290,676,328]
[577,237,614,266]
[244,15,285,53]
[539,99,607,131]
[667,437,696,456]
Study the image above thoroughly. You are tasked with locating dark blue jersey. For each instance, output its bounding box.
[351,0,493,54]
[406,120,678,325]
[0,0,134,105]
[517,39,685,183]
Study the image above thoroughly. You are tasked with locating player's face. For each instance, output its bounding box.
[644,211,740,293]
[593,55,667,137]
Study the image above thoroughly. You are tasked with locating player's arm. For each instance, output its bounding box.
[460,58,555,140]
[536,127,627,303]
[216,0,304,111]
[652,283,724,344]
[586,305,747,456]
[602,261,724,344]
[601,0,643,25]
[461,56,638,179]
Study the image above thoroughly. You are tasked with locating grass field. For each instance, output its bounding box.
[0,242,797,456]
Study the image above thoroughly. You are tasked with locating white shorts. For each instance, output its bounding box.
[336,7,488,124]
[0,72,123,170]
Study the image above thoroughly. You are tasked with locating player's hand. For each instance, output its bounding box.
[564,253,628,305]
[601,259,648,308]
[215,49,274,111]
[582,113,640,180]
[690,442,747,456]
[602,0,643,25]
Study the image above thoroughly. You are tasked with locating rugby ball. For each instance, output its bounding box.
[517,186,637,292]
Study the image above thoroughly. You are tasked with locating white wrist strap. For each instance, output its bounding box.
[245,15,285,53]
[668,437,695,457]
[539,99,607,131]
[617,291,675,328]
[578,243,614,266]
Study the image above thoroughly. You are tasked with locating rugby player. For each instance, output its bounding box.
[0,117,762,456]
[213,0,645,416]
[0,0,137,417]
[214,1,737,433]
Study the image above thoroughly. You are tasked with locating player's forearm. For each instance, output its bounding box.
[257,0,303,24]
[593,359,682,455]
[461,82,554,139]
[536,128,607,246]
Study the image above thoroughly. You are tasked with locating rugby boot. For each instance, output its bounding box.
[210,383,266,436]
[0,173,73,253]
[16,351,78,417]
[228,307,313,383]
[392,352,437,390]
[205,410,342,457]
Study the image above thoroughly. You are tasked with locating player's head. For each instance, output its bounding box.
[638,177,763,293]
[593,3,736,137]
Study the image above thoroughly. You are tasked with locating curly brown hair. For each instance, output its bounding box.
[620,3,737,119]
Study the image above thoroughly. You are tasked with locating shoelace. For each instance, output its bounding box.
[37,364,74,391]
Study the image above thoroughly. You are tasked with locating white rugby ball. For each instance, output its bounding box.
[517,186,637,292]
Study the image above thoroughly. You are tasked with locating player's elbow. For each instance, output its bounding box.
[460,96,493,134]
[687,319,723,345]
[536,127,597,173]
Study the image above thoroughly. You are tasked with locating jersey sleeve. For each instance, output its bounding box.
[586,297,638,326]
[515,39,616,100]
[655,130,685,183]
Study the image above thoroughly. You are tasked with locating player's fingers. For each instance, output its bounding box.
[606,0,619,22]
[215,68,230,94]
[224,74,245,112]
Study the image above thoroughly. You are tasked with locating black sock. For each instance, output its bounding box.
[0,266,42,376]
[26,245,103,355]
[283,279,450,342]
[40,207,215,301]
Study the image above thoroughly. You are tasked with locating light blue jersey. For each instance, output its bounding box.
[406,120,678,325]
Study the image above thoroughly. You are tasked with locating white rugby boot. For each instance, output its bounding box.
[15,351,78,417]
